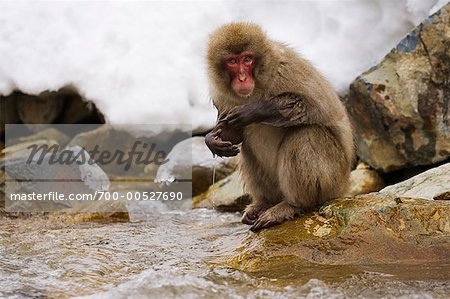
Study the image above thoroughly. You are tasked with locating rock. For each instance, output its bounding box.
[155,137,238,196]
[69,124,186,178]
[7,127,70,148]
[347,163,385,196]
[3,145,110,204]
[0,167,4,185]
[1,87,105,131]
[1,145,128,220]
[46,209,129,223]
[346,4,450,172]
[0,207,129,223]
[221,194,450,272]
[0,167,5,208]
[193,171,251,212]
[219,161,450,271]
[57,88,105,124]
[16,92,64,131]
[68,125,137,175]
[0,95,20,136]
[380,163,450,200]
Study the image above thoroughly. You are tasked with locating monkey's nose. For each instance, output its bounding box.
[239,73,246,82]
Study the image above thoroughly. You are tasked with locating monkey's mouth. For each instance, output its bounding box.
[236,88,253,97]
[235,89,253,98]
[234,81,255,97]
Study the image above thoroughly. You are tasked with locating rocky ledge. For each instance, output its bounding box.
[217,164,450,272]
[221,194,449,272]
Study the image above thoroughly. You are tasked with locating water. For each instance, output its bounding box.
[1,200,449,298]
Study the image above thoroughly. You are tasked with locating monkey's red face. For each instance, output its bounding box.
[225,51,255,97]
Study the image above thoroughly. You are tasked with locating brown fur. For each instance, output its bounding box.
[207,22,354,230]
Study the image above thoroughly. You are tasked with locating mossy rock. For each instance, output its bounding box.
[218,194,450,273]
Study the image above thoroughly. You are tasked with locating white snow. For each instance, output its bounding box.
[0,0,446,131]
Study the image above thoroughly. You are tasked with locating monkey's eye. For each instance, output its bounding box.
[227,58,238,65]
[243,56,253,63]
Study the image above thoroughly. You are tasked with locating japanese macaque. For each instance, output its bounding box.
[205,23,354,231]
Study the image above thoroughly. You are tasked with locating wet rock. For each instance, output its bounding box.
[221,194,450,272]
[346,4,450,172]
[0,207,129,223]
[45,207,129,223]
[347,163,385,196]
[193,171,250,212]
[380,163,450,200]
[156,137,238,196]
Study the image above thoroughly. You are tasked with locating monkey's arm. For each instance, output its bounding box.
[221,93,318,128]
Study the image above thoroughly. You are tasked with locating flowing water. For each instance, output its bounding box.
[1,199,449,299]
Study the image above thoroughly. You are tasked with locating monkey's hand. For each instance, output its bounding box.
[205,127,240,157]
[217,121,244,145]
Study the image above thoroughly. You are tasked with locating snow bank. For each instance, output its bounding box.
[0,0,445,130]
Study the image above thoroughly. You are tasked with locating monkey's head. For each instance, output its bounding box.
[207,22,275,100]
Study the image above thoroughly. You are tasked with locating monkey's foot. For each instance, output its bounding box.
[250,201,298,232]
[241,202,272,225]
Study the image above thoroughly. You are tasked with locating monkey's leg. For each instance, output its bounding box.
[241,171,279,225]
[242,200,274,225]
[240,147,282,225]
[251,127,342,231]
[248,144,306,231]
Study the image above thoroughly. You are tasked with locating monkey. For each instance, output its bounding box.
[205,22,354,232]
